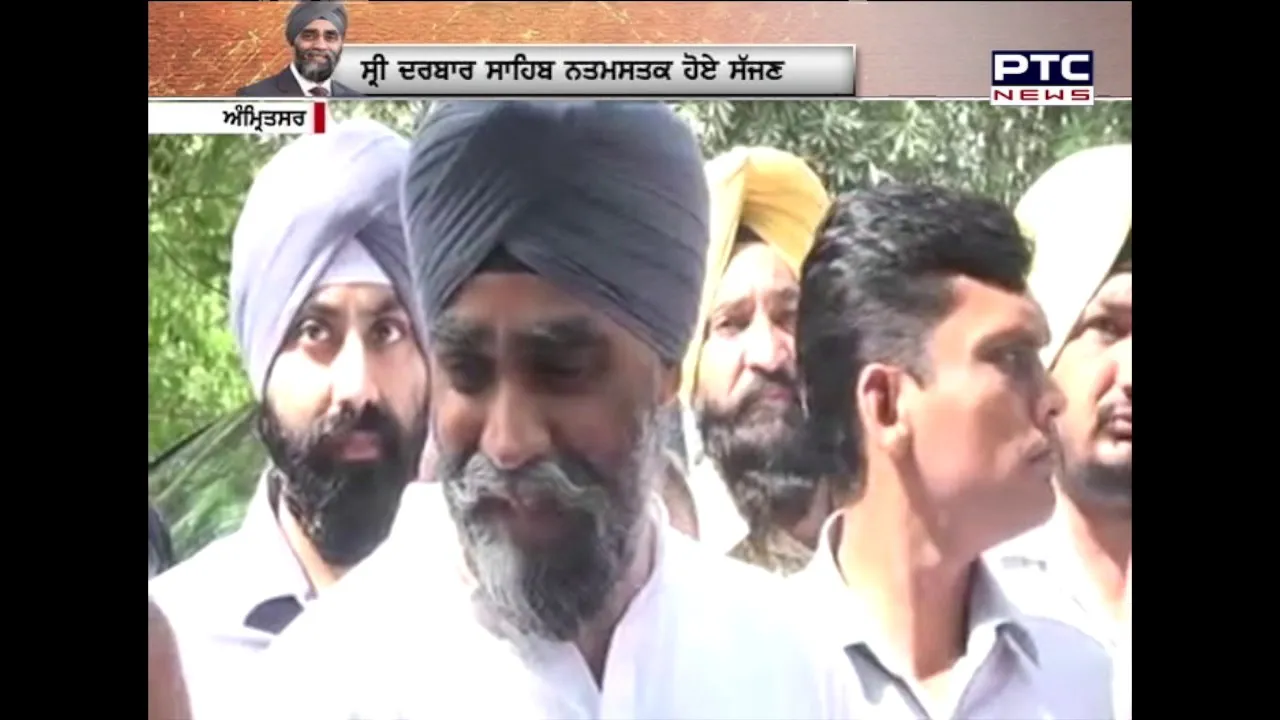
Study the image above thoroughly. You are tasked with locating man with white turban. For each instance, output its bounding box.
[251,101,863,720]
[149,120,428,719]
[678,147,834,574]
[992,144,1133,649]
[991,143,1132,719]
[237,0,361,97]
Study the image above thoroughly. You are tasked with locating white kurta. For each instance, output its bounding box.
[251,484,865,720]
[680,404,750,554]
[988,508,1122,651]
[150,476,314,720]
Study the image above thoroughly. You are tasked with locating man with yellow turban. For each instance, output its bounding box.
[677,146,833,574]
[993,145,1132,659]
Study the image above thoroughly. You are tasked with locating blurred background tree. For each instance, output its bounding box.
[148,100,1131,560]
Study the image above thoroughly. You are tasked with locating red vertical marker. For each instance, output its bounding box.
[313,102,327,134]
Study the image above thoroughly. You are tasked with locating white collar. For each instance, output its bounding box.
[229,471,316,631]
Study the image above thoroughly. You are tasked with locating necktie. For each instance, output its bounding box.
[309,86,330,98]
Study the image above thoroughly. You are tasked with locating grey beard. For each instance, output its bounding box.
[294,49,339,83]
[439,409,667,642]
[695,396,821,535]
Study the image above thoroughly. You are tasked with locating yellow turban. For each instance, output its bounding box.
[1017,144,1131,368]
[679,147,831,401]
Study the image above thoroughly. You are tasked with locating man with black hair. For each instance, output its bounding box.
[793,184,1112,718]
[150,121,427,719]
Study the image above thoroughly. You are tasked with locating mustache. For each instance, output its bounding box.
[304,404,400,461]
[1097,402,1132,427]
[709,369,800,424]
[744,368,798,398]
[303,50,337,63]
[438,449,610,515]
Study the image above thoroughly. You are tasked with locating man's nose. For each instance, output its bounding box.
[330,336,378,407]
[1036,375,1067,430]
[1113,335,1132,399]
[742,317,794,376]
[480,383,551,472]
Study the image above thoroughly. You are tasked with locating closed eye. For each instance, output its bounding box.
[440,353,494,396]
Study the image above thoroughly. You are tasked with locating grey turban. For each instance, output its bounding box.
[229,119,420,399]
[285,1,348,45]
[401,101,710,364]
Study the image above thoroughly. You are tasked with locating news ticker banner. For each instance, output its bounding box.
[148,2,1131,99]
[149,101,326,135]
[334,45,854,98]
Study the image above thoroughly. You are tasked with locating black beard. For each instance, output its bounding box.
[697,377,821,536]
[433,411,663,641]
[293,45,340,83]
[1063,457,1132,517]
[258,402,424,567]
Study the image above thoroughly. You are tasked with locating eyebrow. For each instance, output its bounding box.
[713,285,800,313]
[1075,294,1132,332]
[1096,297,1132,315]
[981,324,1051,352]
[300,296,405,320]
[769,286,801,305]
[512,316,608,357]
[430,314,494,353]
[370,297,404,317]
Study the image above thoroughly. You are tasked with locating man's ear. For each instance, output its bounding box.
[854,363,909,453]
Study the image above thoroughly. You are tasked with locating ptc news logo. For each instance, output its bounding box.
[991,51,1094,106]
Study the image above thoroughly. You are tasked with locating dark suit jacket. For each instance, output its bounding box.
[235,66,362,98]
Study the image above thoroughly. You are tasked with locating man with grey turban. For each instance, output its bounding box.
[249,101,864,720]
[150,119,428,720]
[237,0,361,97]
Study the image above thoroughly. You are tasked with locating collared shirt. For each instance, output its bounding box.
[795,511,1113,720]
[289,62,333,97]
[989,508,1120,650]
[681,404,750,554]
[150,472,313,720]
[254,490,865,720]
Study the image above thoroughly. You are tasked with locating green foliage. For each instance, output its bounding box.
[674,101,1132,207]
[148,134,285,556]
[147,99,1131,559]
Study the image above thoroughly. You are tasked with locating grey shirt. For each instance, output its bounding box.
[794,511,1114,720]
